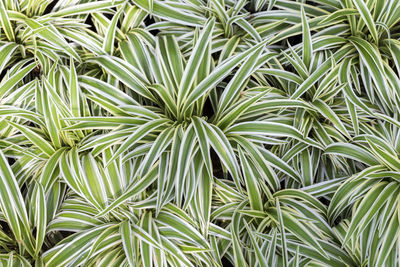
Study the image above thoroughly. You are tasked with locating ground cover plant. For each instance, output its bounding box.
[1,0,400,266]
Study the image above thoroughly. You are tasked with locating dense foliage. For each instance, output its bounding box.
[1,0,400,266]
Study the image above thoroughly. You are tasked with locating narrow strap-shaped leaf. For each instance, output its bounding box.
[200,119,243,192]
[325,143,379,166]
[244,223,268,267]
[69,58,81,117]
[276,200,288,267]
[137,126,174,176]
[0,43,18,73]
[33,183,46,256]
[175,125,197,206]
[349,37,391,109]
[182,39,269,113]
[260,147,303,184]
[238,147,263,211]
[133,0,205,26]
[374,209,400,266]
[313,99,350,138]
[155,35,184,93]
[344,182,397,244]
[0,1,15,41]
[217,91,267,130]
[97,165,159,217]
[39,148,66,191]
[40,82,62,148]
[139,212,153,267]
[8,122,55,157]
[192,117,212,178]
[156,152,170,215]
[290,46,352,99]
[80,76,139,106]
[234,136,280,191]
[258,68,303,84]
[120,221,135,266]
[149,84,177,118]
[301,7,312,68]
[24,18,80,60]
[353,0,378,43]
[107,118,170,165]
[50,0,124,17]
[267,207,329,260]
[103,9,123,54]
[274,189,327,214]
[366,139,400,172]
[231,202,249,267]
[90,56,155,102]
[328,166,384,222]
[0,150,34,255]
[0,62,36,99]
[227,121,303,139]
[319,8,358,25]
[178,19,215,109]
[43,224,113,266]
[216,46,264,117]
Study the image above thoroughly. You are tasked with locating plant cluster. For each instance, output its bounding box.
[1,0,400,266]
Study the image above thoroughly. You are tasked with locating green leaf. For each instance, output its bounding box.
[178,19,215,111]
[24,18,80,61]
[181,39,270,114]
[0,1,15,41]
[0,150,34,256]
[238,147,263,211]
[301,7,312,68]
[8,122,55,157]
[133,0,205,26]
[325,143,379,166]
[33,183,46,256]
[353,0,379,43]
[120,221,135,266]
[0,62,36,99]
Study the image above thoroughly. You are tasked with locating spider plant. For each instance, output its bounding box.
[0,0,400,266]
